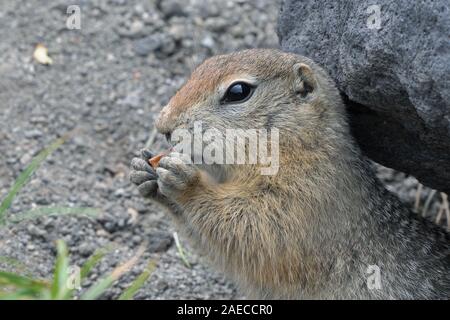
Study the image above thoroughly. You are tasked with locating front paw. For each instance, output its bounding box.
[156,152,200,199]
[130,149,159,198]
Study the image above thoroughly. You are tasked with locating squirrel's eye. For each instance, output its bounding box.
[221,82,254,104]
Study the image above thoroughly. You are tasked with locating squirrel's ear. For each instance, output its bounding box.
[292,63,317,98]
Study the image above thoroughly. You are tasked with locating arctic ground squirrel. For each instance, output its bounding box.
[130,49,449,299]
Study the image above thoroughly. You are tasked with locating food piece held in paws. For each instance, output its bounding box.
[148,149,172,168]
[149,153,164,168]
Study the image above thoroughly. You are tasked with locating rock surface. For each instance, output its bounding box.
[278,0,450,194]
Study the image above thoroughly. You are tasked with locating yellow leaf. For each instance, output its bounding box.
[33,44,53,65]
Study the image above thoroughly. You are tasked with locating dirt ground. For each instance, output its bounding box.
[0,0,446,299]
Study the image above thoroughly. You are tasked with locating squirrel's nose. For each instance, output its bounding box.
[156,103,180,140]
[155,107,171,134]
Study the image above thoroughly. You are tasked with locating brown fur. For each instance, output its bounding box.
[139,49,449,299]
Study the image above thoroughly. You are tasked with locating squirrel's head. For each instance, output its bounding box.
[156,49,348,158]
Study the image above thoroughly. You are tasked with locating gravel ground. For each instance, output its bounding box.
[0,0,446,300]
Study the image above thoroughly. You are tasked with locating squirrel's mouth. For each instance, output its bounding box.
[164,132,172,144]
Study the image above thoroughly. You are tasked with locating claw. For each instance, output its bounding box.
[130,170,156,185]
[141,149,154,160]
[131,157,154,174]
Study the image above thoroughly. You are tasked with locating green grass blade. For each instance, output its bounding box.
[173,232,191,268]
[0,134,69,224]
[0,288,37,300]
[0,271,50,297]
[118,260,156,300]
[80,275,115,300]
[0,256,32,275]
[0,270,49,288]
[81,245,145,300]
[8,206,99,224]
[80,249,107,280]
[50,240,70,300]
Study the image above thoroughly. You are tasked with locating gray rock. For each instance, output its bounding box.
[78,242,95,257]
[134,34,165,56]
[278,0,450,194]
[201,35,215,49]
[24,129,42,139]
[118,90,141,108]
[148,231,173,253]
[133,33,175,57]
[157,0,186,18]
